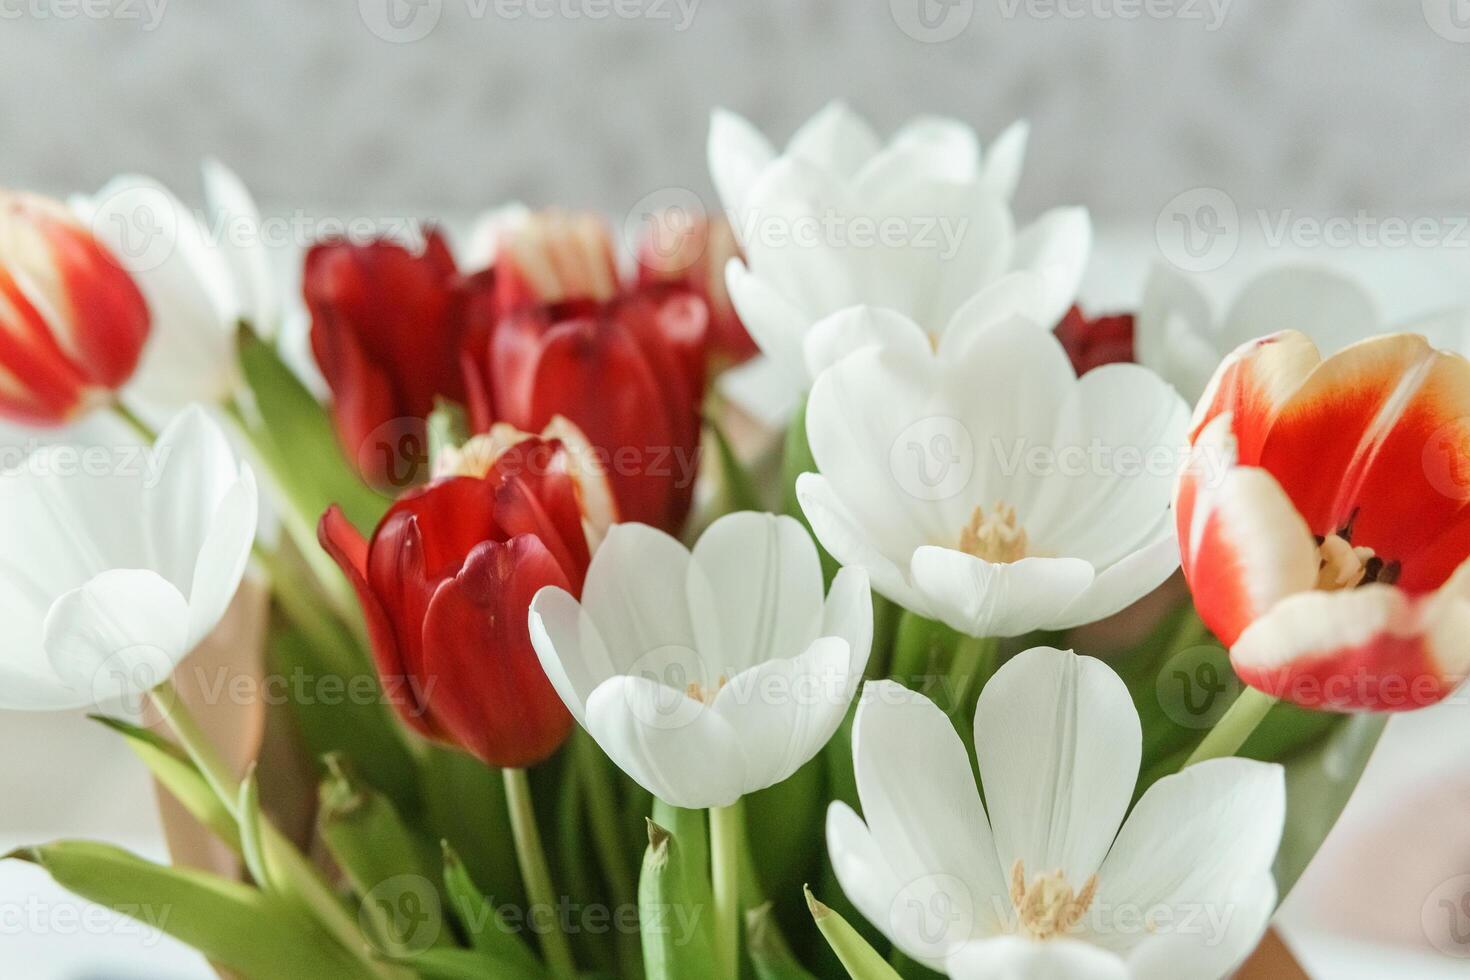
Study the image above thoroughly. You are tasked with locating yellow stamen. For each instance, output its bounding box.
[1316,534,1375,591]
[958,502,1028,564]
[1009,860,1096,941]
[685,675,728,705]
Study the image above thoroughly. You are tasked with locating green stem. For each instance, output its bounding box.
[946,634,999,717]
[1184,687,1279,766]
[573,731,642,976]
[709,802,742,980]
[149,681,402,979]
[503,767,577,978]
[112,402,157,442]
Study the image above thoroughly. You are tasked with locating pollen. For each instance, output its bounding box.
[685,675,728,705]
[1316,534,1376,591]
[958,503,1028,564]
[1009,860,1096,941]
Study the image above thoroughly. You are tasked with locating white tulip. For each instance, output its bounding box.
[830,648,1284,979]
[0,406,257,710]
[528,511,871,809]
[1136,262,1470,403]
[708,101,1090,409]
[797,314,1189,637]
[73,161,277,419]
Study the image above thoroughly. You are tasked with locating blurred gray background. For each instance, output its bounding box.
[3,0,1467,222]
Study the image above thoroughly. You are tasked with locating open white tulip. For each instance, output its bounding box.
[529,511,871,809]
[797,313,1189,638]
[829,648,1285,979]
[74,161,277,419]
[0,406,257,710]
[708,101,1090,411]
[1137,262,1470,403]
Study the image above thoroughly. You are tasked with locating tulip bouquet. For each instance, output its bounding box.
[1,102,1465,980]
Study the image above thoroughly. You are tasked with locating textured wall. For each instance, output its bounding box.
[2,0,1468,223]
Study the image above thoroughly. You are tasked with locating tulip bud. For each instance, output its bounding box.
[319,432,592,768]
[636,210,757,368]
[0,191,150,425]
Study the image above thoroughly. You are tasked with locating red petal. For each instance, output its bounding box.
[417,536,574,767]
[487,438,592,591]
[1190,329,1319,464]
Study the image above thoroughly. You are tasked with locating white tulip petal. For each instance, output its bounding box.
[1123,873,1276,980]
[1135,264,1218,399]
[689,512,824,674]
[1221,264,1378,355]
[185,468,256,648]
[710,635,854,793]
[795,472,923,613]
[580,523,706,683]
[821,566,874,695]
[1094,758,1283,968]
[708,108,777,220]
[43,568,189,704]
[908,547,1094,638]
[1009,206,1091,328]
[974,648,1140,883]
[827,801,948,972]
[1049,520,1180,631]
[725,259,818,391]
[801,305,932,381]
[938,270,1054,360]
[852,115,981,190]
[853,681,1009,943]
[909,186,1015,329]
[785,101,880,180]
[0,566,88,710]
[946,935,1129,980]
[584,675,747,809]
[202,158,276,336]
[145,406,249,595]
[529,585,617,722]
[979,119,1031,201]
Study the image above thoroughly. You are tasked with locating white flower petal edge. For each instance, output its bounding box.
[799,316,1188,637]
[0,405,258,710]
[529,512,872,810]
[828,649,1285,980]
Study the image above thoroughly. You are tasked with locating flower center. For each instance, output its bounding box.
[1009,860,1096,941]
[958,502,1028,563]
[685,676,728,705]
[1314,509,1400,591]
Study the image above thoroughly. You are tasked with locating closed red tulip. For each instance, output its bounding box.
[0,191,150,425]
[635,209,757,368]
[1053,305,1135,376]
[304,229,487,490]
[1177,330,1470,711]
[319,434,591,768]
[462,211,709,533]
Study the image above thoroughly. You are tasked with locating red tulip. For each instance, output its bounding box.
[319,434,590,768]
[1053,305,1135,376]
[462,211,709,533]
[0,191,149,425]
[635,210,757,368]
[1176,330,1470,711]
[304,229,487,490]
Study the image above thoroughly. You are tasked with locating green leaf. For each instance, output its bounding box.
[421,747,525,914]
[386,946,539,980]
[706,413,763,513]
[238,764,271,891]
[1273,713,1387,898]
[89,715,239,852]
[747,901,817,980]
[236,327,387,533]
[805,886,902,980]
[9,840,375,980]
[441,842,547,977]
[427,398,470,462]
[639,819,717,980]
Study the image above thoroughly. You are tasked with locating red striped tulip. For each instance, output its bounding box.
[1176,330,1470,711]
[319,433,591,768]
[462,211,709,533]
[0,192,149,425]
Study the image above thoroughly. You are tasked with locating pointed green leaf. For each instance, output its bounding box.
[706,413,763,513]
[90,715,239,852]
[747,901,817,980]
[9,840,375,980]
[640,819,717,980]
[441,842,547,977]
[386,946,542,980]
[238,764,271,890]
[806,886,902,980]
